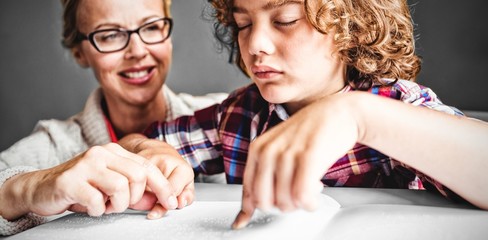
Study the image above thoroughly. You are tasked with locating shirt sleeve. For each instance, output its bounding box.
[145,104,225,175]
[396,80,464,115]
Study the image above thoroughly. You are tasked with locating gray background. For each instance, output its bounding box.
[1,0,487,151]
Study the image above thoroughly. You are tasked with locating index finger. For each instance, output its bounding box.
[106,143,178,210]
[232,185,255,229]
[143,160,179,210]
[232,149,258,229]
[165,157,194,195]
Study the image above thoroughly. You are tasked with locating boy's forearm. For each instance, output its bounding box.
[351,92,488,209]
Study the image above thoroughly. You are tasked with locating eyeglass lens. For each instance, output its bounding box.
[91,18,171,53]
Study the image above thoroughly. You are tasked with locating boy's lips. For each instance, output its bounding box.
[251,65,283,79]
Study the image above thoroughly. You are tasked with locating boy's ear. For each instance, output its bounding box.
[71,46,89,68]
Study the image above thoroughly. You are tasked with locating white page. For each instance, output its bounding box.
[11,194,340,240]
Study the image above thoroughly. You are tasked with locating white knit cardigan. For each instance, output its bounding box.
[0,86,227,236]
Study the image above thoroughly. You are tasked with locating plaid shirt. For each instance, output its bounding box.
[145,80,464,199]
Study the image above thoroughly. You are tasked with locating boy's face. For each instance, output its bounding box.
[233,0,346,113]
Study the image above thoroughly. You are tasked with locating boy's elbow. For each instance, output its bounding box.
[472,198,488,210]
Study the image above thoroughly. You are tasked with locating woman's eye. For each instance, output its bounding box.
[143,24,160,32]
[103,33,119,40]
[97,31,125,42]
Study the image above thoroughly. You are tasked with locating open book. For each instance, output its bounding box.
[10,194,341,240]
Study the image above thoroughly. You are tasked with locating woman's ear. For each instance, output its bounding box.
[71,46,90,68]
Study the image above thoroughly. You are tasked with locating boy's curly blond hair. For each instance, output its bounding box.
[209,0,421,90]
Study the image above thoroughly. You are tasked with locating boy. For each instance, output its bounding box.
[123,0,488,229]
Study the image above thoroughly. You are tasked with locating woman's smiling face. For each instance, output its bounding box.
[73,0,172,106]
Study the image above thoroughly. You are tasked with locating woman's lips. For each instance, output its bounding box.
[119,67,155,85]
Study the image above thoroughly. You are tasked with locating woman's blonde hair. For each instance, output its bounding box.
[60,0,172,49]
[209,0,421,90]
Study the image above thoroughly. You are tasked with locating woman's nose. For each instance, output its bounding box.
[124,34,148,59]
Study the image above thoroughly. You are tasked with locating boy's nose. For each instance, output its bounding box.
[247,25,275,56]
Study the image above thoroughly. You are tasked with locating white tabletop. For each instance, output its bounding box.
[4,183,488,240]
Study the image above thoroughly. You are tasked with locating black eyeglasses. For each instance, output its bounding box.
[79,18,173,53]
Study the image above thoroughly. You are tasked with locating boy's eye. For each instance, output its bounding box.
[234,20,251,31]
[236,24,251,31]
[236,19,299,31]
[274,19,299,27]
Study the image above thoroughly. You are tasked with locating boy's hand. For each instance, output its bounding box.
[119,134,195,218]
[232,94,359,229]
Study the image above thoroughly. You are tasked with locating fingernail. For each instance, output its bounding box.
[232,220,246,230]
[168,195,178,209]
[181,199,188,208]
[231,211,249,230]
[148,211,161,219]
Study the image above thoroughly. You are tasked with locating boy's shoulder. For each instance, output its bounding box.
[367,79,462,115]
[221,84,268,112]
[368,79,431,101]
[227,84,261,99]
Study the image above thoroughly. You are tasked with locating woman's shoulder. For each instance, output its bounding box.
[164,85,229,117]
[0,117,88,170]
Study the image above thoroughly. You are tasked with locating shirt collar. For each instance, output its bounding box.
[266,84,352,121]
[268,103,290,121]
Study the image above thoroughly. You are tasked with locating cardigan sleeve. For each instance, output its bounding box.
[0,119,87,236]
[0,166,47,236]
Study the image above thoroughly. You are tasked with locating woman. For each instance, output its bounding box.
[0,0,225,236]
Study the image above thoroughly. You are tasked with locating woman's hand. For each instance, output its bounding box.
[0,143,178,221]
[233,93,361,229]
[118,134,195,219]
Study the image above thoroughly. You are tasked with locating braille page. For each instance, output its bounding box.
[9,194,340,240]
